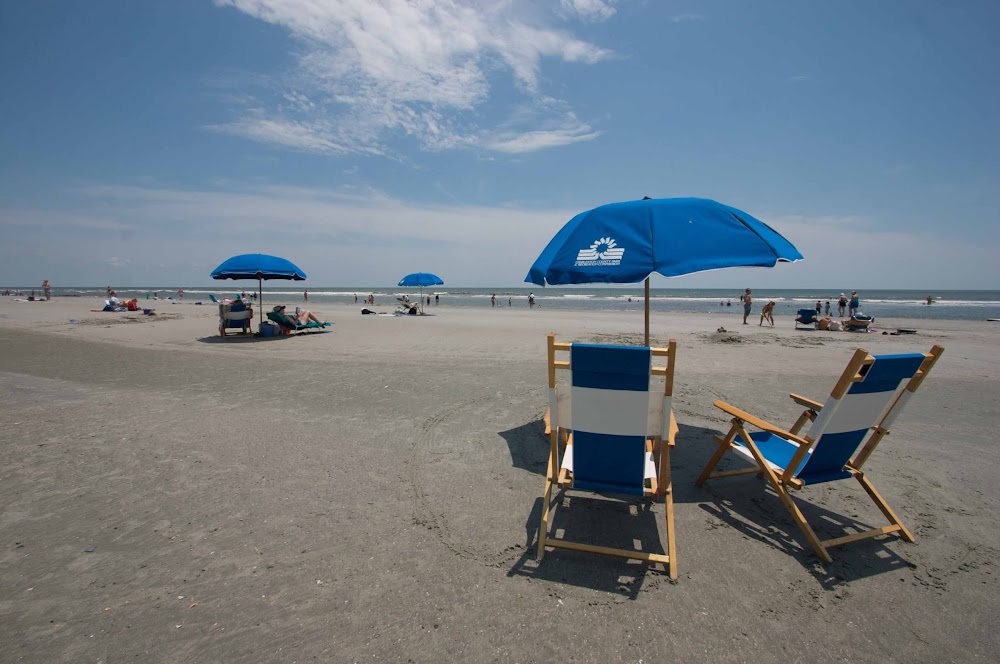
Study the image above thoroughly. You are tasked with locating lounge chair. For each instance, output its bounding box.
[265,311,332,333]
[537,333,679,579]
[695,345,944,563]
[219,302,252,337]
[794,308,818,329]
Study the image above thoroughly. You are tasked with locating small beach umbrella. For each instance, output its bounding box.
[525,197,803,345]
[211,253,307,327]
[398,272,444,313]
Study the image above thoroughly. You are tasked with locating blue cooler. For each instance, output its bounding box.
[260,322,278,338]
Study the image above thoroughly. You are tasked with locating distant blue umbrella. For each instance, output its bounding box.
[211,253,307,326]
[526,197,803,344]
[398,272,444,313]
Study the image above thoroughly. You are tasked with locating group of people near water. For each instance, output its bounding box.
[737,288,862,327]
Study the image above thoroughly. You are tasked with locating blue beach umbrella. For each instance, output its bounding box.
[398,272,444,313]
[211,253,307,326]
[525,197,803,344]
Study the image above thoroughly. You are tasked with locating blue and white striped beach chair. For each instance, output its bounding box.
[696,345,944,563]
[538,334,678,579]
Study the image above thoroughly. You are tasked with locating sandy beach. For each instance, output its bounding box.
[1,296,997,663]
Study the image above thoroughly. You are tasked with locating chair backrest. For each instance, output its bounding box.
[209,294,219,303]
[797,309,816,322]
[548,335,675,495]
[266,311,295,328]
[797,347,942,484]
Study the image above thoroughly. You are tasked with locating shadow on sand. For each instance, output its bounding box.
[506,419,917,594]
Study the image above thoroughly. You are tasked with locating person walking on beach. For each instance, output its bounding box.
[491,293,496,307]
[435,294,439,305]
[42,279,51,300]
[838,293,848,317]
[759,301,775,327]
[740,288,752,324]
[849,291,860,317]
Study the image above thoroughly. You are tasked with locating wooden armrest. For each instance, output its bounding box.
[713,400,810,446]
[788,393,823,411]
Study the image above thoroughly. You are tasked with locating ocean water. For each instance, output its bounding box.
[34,287,1000,321]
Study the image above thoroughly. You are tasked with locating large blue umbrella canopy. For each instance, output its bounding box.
[398,272,444,287]
[211,254,307,326]
[398,273,444,313]
[525,197,803,343]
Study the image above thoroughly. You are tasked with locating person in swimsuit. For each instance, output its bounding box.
[741,288,752,324]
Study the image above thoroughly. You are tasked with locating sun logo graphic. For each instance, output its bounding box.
[575,237,625,266]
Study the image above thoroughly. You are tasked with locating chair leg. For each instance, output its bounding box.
[537,431,560,560]
[662,444,677,580]
[736,423,832,563]
[695,423,738,486]
[855,471,915,543]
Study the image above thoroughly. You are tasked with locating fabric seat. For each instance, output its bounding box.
[537,334,679,579]
[696,345,944,563]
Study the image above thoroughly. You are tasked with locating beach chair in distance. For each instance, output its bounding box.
[695,345,944,563]
[794,308,818,329]
[218,302,252,337]
[265,311,332,334]
[538,333,679,579]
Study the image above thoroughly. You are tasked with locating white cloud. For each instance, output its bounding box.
[485,126,602,153]
[560,0,620,22]
[212,0,613,156]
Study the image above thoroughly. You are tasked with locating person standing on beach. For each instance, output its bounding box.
[824,300,830,316]
[303,290,308,303]
[528,292,535,308]
[815,300,822,317]
[435,294,439,305]
[849,291,860,317]
[740,288,752,324]
[42,279,51,300]
[491,293,496,307]
[838,293,848,317]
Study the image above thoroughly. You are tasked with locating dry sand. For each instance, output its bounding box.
[1,296,997,662]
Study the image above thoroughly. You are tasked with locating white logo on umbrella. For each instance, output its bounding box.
[576,237,625,266]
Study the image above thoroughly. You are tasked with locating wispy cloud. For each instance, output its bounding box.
[3,184,998,288]
[669,13,703,23]
[560,0,620,22]
[211,0,614,156]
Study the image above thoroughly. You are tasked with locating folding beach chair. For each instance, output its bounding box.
[265,311,332,334]
[696,345,944,562]
[537,333,679,579]
[794,308,818,329]
[218,302,252,337]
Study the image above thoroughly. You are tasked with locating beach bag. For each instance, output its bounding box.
[828,320,842,331]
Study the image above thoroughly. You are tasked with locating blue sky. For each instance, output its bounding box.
[1,0,997,289]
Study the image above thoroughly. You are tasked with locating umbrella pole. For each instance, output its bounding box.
[644,277,650,346]
[259,277,263,328]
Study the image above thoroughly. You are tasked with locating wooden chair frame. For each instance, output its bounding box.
[537,333,679,579]
[696,345,944,563]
